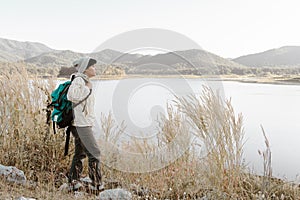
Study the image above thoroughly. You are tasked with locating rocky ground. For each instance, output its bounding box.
[0,164,133,200]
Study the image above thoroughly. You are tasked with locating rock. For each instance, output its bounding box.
[0,164,26,184]
[97,188,132,200]
[16,197,36,200]
[58,176,91,192]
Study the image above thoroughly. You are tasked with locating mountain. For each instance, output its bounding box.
[10,37,300,76]
[25,50,84,67]
[25,48,244,75]
[127,49,246,74]
[25,49,144,67]
[90,49,143,64]
[0,38,53,62]
[233,46,300,67]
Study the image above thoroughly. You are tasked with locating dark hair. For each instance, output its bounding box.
[86,58,97,69]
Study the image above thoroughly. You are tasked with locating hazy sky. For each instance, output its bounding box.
[0,0,299,58]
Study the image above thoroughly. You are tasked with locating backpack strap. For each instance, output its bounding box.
[70,74,76,81]
[72,89,92,109]
[64,126,72,156]
[53,122,57,134]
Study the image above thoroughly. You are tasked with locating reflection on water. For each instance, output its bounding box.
[93,78,300,182]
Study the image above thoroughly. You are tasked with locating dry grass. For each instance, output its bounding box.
[0,178,96,200]
[175,86,245,194]
[0,67,299,199]
[0,66,72,186]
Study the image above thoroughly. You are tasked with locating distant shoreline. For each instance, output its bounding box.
[56,74,300,85]
[220,75,300,85]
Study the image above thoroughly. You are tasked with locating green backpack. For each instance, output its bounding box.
[50,80,73,128]
[48,75,91,155]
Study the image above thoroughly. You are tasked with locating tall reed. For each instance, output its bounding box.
[0,66,70,184]
[175,86,245,194]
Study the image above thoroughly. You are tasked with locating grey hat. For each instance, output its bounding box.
[73,57,97,73]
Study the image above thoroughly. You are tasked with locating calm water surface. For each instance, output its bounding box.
[92,78,300,182]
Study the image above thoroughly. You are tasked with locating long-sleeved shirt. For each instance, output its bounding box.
[67,74,95,127]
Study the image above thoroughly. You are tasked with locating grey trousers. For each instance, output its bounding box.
[68,126,102,186]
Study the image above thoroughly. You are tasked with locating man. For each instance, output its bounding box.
[67,57,103,192]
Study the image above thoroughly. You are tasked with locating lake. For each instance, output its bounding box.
[91,78,300,182]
